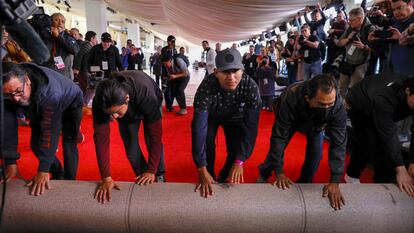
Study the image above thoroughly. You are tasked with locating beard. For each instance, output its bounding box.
[18,99,30,106]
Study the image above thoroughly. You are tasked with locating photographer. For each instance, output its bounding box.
[369,0,414,75]
[242,45,258,83]
[365,1,394,75]
[281,35,299,84]
[337,7,375,99]
[304,3,328,41]
[255,56,276,111]
[326,10,348,66]
[400,22,414,45]
[297,24,322,81]
[87,32,124,79]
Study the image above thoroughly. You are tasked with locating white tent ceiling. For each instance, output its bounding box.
[104,0,317,45]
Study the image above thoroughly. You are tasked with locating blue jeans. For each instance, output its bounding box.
[259,130,324,183]
[303,60,322,81]
[288,67,297,85]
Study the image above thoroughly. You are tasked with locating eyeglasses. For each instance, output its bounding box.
[4,78,26,100]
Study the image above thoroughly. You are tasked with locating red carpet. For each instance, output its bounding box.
[15,107,373,183]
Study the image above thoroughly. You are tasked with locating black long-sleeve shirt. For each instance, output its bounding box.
[270,81,347,183]
[92,70,163,178]
[191,73,261,168]
[87,44,124,79]
[347,73,414,166]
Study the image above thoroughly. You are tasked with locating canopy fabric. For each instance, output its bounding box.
[105,0,316,45]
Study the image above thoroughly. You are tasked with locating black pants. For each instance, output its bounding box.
[163,79,174,111]
[34,103,82,180]
[155,75,161,88]
[170,76,189,109]
[205,117,246,182]
[346,107,395,182]
[118,119,165,176]
[258,127,324,183]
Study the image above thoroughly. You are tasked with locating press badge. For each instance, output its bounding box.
[304,50,309,58]
[290,61,295,65]
[250,62,253,68]
[54,56,65,69]
[263,78,268,85]
[348,45,356,56]
[135,64,138,70]
[102,61,109,70]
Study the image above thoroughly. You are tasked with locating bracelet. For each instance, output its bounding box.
[235,159,244,166]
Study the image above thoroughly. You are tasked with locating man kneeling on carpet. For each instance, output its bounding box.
[1,62,83,196]
[192,48,261,198]
[92,70,165,203]
[257,74,347,210]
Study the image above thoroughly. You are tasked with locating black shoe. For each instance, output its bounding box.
[166,108,173,112]
[156,175,166,183]
[50,173,65,180]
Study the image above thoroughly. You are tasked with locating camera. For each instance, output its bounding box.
[260,57,268,67]
[306,5,317,10]
[298,35,306,45]
[349,32,360,42]
[89,71,104,88]
[373,29,393,40]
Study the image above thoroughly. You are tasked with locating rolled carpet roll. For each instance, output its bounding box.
[2,180,413,233]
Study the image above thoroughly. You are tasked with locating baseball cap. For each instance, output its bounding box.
[101,32,112,42]
[215,48,244,72]
[167,35,176,42]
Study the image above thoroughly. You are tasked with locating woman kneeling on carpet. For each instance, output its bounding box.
[92,70,165,204]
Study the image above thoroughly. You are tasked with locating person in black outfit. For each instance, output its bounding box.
[161,53,190,115]
[1,62,83,196]
[281,35,298,84]
[127,45,145,71]
[242,45,258,83]
[257,74,347,210]
[345,73,414,197]
[192,48,261,198]
[151,46,163,88]
[87,32,124,79]
[298,24,322,80]
[92,70,165,203]
[161,35,178,112]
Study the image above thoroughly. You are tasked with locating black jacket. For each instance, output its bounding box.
[270,81,347,182]
[347,73,413,166]
[87,44,124,78]
[3,63,83,170]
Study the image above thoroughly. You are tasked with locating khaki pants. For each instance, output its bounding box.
[339,63,368,99]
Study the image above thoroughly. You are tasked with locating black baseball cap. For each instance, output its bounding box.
[101,32,112,42]
[167,35,176,42]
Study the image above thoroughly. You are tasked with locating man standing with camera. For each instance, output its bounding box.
[337,7,375,99]
[87,32,124,79]
[376,0,414,75]
[297,24,323,80]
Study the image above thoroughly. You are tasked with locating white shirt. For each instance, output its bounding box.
[205,48,217,74]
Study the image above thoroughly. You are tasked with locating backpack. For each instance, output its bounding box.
[176,54,190,67]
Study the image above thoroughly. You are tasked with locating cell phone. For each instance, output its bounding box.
[373,30,393,39]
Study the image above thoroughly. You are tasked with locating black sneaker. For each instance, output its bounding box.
[156,175,166,183]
